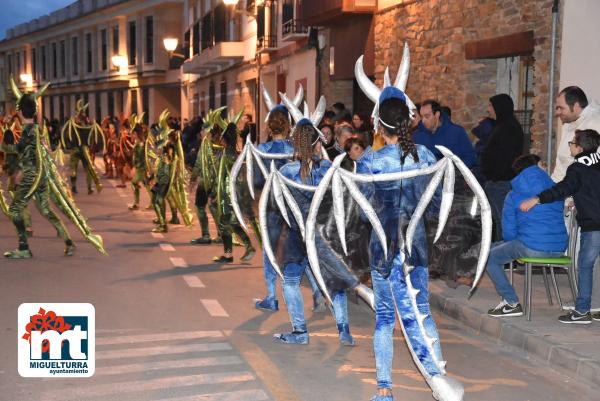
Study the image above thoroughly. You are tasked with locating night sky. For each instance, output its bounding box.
[0,0,75,40]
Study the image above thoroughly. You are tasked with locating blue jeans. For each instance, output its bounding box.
[486,240,564,305]
[371,263,442,389]
[262,253,321,301]
[484,180,511,240]
[576,231,600,313]
[282,259,347,331]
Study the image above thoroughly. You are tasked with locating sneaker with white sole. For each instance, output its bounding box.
[558,310,592,324]
[487,300,523,317]
[591,311,600,321]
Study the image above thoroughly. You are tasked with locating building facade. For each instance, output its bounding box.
[0,0,183,124]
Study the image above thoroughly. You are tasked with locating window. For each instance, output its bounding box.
[214,5,227,43]
[192,21,199,55]
[131,89,138,114]
[142,87,149,123]
[86,33,92,73]
[145,16,153,63]
[52,43,57,78]
[183,29,190,59]
[201,12,212,50]
[100,29,108,70]
[22,51,27,74]
[208,81,215,109]
[220,79,227,107]
[282,0,294,24]
[60,40,66,77]
[59,95,65,123]
[72,37,78,76]
[16,52,21,74]
[128,21,136,65]
[7,54,12,76]
[95,92,102,122]
[108,91,114,117]
[112,26,119,55]
[31,49,37,79]
[41,46,46,79]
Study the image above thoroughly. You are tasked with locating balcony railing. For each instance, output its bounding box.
[282,19,308,41]
[257,35,277,53]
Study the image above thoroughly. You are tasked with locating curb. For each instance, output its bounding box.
[430,290,600,387]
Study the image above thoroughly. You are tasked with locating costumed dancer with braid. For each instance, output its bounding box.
[4,78,106,258]
[149,133,174,233]
[271,117,354,345]
[213,122,255,262]
[362,87,462,401]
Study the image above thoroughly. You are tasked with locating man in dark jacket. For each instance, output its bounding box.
[481,94,524,240]
[486,154,567,318]
[521,129,600,324]
[413,99,476,167]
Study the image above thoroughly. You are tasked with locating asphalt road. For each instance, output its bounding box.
[0,171,598,401]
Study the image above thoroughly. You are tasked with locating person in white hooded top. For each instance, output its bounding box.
[552,86,600,182]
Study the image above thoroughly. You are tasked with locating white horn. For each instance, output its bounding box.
[292,84,304,108]
[279,92,304,124]
[261,81,276,112]
[310,95,327,127]
[384,67,391,87]
[394,42,410,91]
[354,55,380,103]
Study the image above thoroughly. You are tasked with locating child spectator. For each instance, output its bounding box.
[521,129,600,324]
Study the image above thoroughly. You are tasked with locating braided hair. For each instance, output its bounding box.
[379,97,418,165]
[292,123,320,183]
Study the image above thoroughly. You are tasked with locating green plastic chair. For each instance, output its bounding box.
[509,209,579,321]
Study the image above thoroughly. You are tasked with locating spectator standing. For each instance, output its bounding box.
[552,86,600,182]
[481,94,524,240]
[327,122,354,160]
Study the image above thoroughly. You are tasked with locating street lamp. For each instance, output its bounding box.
[20,73,33,88]
[111,54,128,75]
[222,0,239,5]
[163,37,185,59]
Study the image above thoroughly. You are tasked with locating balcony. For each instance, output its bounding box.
[182,41,245,75]
[257,35,277,53]
[282,19,309,41]
[301,0,376,26]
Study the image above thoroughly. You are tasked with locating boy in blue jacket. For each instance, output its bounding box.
[521,129,600,324]
[487,154,568,317]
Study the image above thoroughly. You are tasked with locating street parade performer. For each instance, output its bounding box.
[3,77,107,258]
[128,121,152,211]
[301,43,492,401]
[61,99,105,195]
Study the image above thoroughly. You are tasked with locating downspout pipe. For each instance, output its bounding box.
[546,0,560,170]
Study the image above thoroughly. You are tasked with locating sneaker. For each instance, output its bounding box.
[71,186,78,194]
[558,310,592,324]
[212,255,233,263]
[128,204,139,211]
[152,226,168,233]
[487,300,523,317]
[337,323,355,346]
[212,237,223,244]
[591,311,600,322]
[4,249,33,259]
[169,216,180,225]
[190,237,211,245]
[254,297,279,312]
[64,243,76,256]
[240,247,256,262]
[273,331,309,345]
[87,188,94,195]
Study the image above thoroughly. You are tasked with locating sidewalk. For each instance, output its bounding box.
[429,271,600,387]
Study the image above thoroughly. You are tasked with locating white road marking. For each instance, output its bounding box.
[159,389,270,401]
[94,355,243,376]
[201,299,229,317]
[183,275,205,288]
[170,257,189,268]
[151,232,164,239]
[96,330,222,345]
[47,372,255,400]
[95,342,232,360]
[159,243,176,252]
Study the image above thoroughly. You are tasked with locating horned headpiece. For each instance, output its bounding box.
[355,42,415,130]
[9,76,50,109]
[261,81,303,122]
[279,92,327,143]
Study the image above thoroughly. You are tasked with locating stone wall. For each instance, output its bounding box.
[374,0,562,156]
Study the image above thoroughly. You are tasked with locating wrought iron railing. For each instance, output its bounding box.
[282,19,309,37]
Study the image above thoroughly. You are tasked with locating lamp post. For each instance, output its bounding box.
[111,54,128,75]
[19,73,33,89]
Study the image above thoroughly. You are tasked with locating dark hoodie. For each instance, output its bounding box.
[539,150,600,232]
[481,94,524,181]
